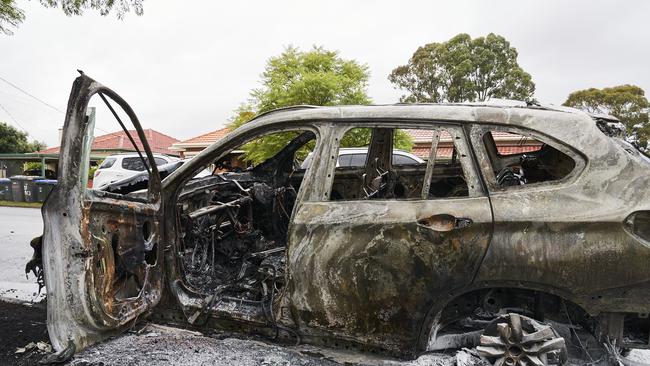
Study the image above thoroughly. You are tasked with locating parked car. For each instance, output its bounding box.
[38,75,650,365]
[91,153,179,188]
[301,147,424,169]
[95,159,212,195]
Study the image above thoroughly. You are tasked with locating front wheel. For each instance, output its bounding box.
[477,313,568,366]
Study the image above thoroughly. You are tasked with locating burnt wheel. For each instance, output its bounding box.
[477,313,568,366]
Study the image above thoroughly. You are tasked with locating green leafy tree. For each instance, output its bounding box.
[1,0,143,35]
[229,46,412,164]
[23,161,42,171]
[0,122,46,153]
[389,33,535,103]
[0,0,24,35]
[563,85,650,148]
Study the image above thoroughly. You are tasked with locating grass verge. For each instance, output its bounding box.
[0,201,42,208]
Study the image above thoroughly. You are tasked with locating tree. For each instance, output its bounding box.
[0,0,24,35]
[563,85,650,149]
[1,0,143,35]
[229,46,413,164]
[0,122,47,153]
[388,33,535,103]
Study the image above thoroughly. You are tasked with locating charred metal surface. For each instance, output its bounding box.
[25,235,44,293]
[41,74,164,353]
[477,313,567,365]
[287,198,492,354]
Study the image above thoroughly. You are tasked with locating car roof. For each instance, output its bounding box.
[248,101,590,124]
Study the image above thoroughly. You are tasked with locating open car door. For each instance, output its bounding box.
[42,74,164,354]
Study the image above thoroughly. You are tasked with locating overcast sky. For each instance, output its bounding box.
[1,0,649,147]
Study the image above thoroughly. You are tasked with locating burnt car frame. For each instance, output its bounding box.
[41,75,650,363]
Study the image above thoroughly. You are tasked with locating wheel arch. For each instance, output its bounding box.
[416,282,596,353]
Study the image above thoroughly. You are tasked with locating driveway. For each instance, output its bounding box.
[0,206,44,302]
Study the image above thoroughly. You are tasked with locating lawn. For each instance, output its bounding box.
[0,201,42,209]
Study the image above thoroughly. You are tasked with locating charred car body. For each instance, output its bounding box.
[39,75,650,365]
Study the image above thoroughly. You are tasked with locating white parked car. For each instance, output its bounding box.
[92,153,179,188]
[301,147,425,169]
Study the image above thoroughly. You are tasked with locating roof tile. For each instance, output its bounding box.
[38,129,180,156]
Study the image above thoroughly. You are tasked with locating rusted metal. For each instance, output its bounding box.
[477,313,567,366]
[41,74,165,352]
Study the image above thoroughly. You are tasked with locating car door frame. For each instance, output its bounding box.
[285,120,494,356]
[42,74,165,353]
[159,121,326,326]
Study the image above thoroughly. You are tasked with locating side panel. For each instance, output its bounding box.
[287,199,492,354]
[472,124,650,314]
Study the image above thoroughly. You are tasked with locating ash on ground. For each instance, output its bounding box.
[69,324,459,366]
[67,322,650,366]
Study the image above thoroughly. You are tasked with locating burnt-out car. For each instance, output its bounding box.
[39,75,650,365]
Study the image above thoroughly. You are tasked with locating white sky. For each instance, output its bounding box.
[1,0,649,147]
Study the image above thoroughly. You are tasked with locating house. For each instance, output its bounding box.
[0,129,181,179]
[169,127,231,158]
[38,128,180,158]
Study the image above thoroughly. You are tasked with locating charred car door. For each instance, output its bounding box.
[286,123,493,355]
[42,74,164,353]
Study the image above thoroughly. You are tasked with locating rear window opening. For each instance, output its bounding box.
[98,157,116,169]
[482,130,577,188]
[121,156,168,171]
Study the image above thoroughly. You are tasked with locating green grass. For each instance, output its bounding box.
[0,200,42,208]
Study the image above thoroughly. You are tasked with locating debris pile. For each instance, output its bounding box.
[180,177,292,303]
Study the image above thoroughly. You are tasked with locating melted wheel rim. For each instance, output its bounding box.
[477,313,568,366]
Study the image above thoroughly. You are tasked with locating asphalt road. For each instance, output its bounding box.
[0,206,44,302]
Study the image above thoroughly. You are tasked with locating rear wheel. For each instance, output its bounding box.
[477,313,568,366]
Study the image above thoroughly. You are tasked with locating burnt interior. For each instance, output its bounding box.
[331,128,468,201]
[330,156,468,200]
[482,131,576,188]
[176,132,313,302]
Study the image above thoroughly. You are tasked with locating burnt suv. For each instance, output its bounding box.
[39,75,650,365]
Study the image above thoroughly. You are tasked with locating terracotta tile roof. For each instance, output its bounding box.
[411,145,541,159]
[404,129,449,142]
[496,145,542,155]
[173,127,231,146]
[406,129,543,158]
[403,129,519,142]
[38,129,180,156]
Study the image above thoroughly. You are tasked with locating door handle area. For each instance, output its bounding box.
[417,214,473,232]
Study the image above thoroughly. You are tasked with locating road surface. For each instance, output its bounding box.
[0,206,44,302]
